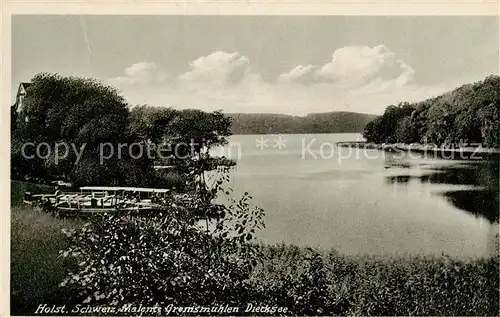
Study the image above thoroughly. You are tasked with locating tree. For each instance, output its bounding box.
[478,101,500,148]
[12,73,151,186]
[128,105,178,144]
[395,116,418,144]
[363,103,415,143]
[168,109,232,158]
[127,106,235,192]
[363,118,384,143]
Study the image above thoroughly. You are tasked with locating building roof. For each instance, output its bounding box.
[17,82,32,95]
[12,82,32,112]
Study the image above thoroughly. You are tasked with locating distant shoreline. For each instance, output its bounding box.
[227,111,377,135]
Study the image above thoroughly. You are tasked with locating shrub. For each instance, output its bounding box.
[152,170,186,190]
[59,191,265,311]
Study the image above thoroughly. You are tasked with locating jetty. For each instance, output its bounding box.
[336,141,399,151]
[394,144,500,160]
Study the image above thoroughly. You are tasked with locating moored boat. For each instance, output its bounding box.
[24,186,175,217]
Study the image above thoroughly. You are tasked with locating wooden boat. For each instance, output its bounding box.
[23,186,176,217]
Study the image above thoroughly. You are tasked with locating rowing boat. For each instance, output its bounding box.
[24,186,176,216]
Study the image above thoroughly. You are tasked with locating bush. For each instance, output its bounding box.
[11,181,54,207]
[59,191,265,311]
[152,170,186,190]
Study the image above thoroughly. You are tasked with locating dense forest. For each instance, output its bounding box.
[363,75,500,148]
[228,112,377,134]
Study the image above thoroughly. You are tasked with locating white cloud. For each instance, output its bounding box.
[278,65,316,84]
[110,62,168,87]
[276,45,415,93]
[124,62,156,77]
[315,45,413,89]
[109,47,461,115]
[178,51,250,88]
[394,60,415,87]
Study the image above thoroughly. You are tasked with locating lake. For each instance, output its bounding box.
[211,133,499,258]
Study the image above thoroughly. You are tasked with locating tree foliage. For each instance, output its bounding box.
[11,73,142,186]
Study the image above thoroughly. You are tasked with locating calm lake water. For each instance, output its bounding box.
[212,133,499,258]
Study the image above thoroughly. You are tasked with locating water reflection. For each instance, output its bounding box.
[385,158,499,223]
[442,190,499,223]
[220,134,497,256]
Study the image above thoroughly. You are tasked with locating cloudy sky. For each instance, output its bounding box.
[12,15,499,115]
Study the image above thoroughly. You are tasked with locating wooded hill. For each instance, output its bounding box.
[363,75,500,148]
[227,112,378,135]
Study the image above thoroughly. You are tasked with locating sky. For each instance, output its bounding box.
[12,15,499,115]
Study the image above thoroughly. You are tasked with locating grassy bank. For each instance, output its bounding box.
[11,179,80,314]
[10,181,499,316]
[11,205,82,315]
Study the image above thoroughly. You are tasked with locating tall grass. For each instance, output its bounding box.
[11,205,81,315]
[249,243,499,315]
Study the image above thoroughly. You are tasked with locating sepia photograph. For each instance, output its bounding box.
[8,12,500,316]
